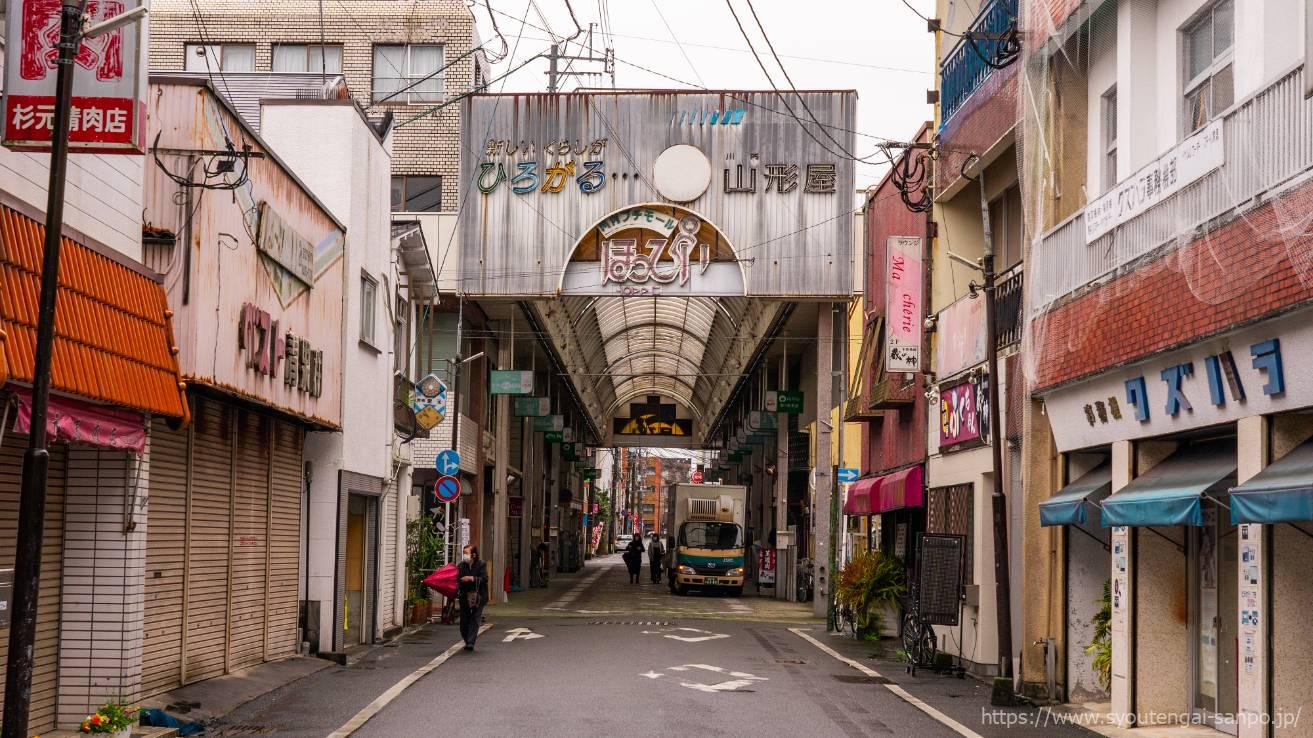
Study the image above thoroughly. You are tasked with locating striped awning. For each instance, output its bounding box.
[1231,439,1313,524]
[0,204,189,423]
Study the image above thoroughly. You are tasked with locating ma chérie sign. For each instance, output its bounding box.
[2,0,147,153]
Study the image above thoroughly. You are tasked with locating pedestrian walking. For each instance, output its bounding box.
[456,544,489,651]
[648,535,665,584]
[623,535,645,583]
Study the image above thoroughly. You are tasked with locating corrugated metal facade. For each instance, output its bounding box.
[457,92,856,298]
[0,439,66,734]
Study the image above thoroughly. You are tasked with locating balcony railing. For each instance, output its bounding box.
[1029,64,1313,317]
[994,265,1024,349]
[940,0,1018,125]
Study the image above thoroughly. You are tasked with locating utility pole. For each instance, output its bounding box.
[543,26,615,92]
[546,43,560,93]
[976,163,1015,700]
[3,2,144,735]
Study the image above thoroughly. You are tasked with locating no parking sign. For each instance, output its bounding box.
[435,475,461,503]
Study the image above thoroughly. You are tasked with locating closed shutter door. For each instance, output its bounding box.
[379,480,397,631]
[185,396,234,683]
[266,419,302,659]
[142,419,189,695]
[229,409,270,671]
[0,438,66,735]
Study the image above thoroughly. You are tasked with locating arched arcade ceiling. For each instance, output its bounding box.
[531,295,787,446]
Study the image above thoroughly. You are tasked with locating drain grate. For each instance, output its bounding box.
[775,658,807,665]
[832,674,893,685]
[588,620,673,626]
[214,725,277,736]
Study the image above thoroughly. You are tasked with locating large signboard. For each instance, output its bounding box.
[938,377,987,451]
[1084,119,1223,243]
[885,236,923,372]
[934,293,986,379]
[3,0,147,152]
[459,91,856,298]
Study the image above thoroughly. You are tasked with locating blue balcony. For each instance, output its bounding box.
[939,0,1019,126]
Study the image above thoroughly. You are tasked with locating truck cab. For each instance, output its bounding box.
[668,493,746,596]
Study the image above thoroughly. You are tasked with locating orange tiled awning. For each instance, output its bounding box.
[0,204,189,424]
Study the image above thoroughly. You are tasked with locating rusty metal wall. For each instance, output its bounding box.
[457,91,857,298]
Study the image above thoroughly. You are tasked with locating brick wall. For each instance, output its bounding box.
[150,0,482,212]
[1030,176,1313,392]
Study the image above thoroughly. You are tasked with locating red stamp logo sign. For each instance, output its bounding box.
[3,0,145,152]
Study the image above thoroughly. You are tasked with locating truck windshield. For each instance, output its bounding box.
[680,522,743,549]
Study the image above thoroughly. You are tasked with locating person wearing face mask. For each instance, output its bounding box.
[456,544,489,650]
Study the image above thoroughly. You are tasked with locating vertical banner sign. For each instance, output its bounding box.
[3,0,148,152]
[885,236,923,372]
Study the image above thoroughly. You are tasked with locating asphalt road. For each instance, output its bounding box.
[205,553,1098,738]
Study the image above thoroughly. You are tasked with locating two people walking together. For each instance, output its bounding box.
[622,534,664,584]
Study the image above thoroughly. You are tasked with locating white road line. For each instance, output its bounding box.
[789,628,983,738]
[326,624,491,737]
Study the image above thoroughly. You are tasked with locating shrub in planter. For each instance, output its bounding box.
[835,550,906,637]
[1085,579,1112,691]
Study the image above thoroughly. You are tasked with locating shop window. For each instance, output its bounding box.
[1182,0,1234,135]
[360,272,378,346]
[272,44,343,74]
[987,185,1024,270]
[184,43,255,72]
[926,484,973,584]
[391,175,441,213]
[372,43,444,103]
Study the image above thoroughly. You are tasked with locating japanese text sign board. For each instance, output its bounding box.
[939,378,985,451]
[3,0,147,153]
[766,390,803,414]
[514,396,550,417]
[490,370,534,395]
[885,237,923,372]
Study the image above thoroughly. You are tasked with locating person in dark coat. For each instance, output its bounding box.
[623,535,645,583]
[648,534,665,584]
[456,544,489,650]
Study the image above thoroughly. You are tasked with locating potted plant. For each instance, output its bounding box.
[406,513,446,624]
[836,550,906,638]
[1086,579,1112,691]
[80,702,138,738]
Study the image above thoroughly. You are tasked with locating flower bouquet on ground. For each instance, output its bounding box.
[80,703,139,736]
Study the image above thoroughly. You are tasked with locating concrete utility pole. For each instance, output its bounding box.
[775,351,789,601]
[812,308,834,620]
[976,164,1015,696]
[492,325,511,604]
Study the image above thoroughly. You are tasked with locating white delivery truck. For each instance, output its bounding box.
[664,483,748,596]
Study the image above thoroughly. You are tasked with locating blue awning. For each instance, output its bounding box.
[1100,441,1235,527]
[1039,463,1111,527]
[1231,439,1313,524]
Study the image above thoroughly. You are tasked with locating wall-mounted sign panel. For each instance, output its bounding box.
[885,236,923,373]
[490,370,534,395]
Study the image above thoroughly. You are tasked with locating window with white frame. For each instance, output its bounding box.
[272,44,343,74]
[372,44,444,104]
[1182,0,1234,135]
[184,44,255,73]
[360,272,378,346]
[394,294,410,377]
[1102,86,1118,192]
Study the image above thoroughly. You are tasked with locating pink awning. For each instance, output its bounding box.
[10,385,147,454]
[843,476,880,514]
[872,465,924,514]
[844,465,925,516]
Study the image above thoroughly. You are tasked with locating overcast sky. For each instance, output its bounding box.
[472,0,937,190]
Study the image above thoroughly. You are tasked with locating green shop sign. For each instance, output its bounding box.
[514,396,550,417]
[767,390,804,414]
[534,414,564,432]
[490,370,534,395]
[544,430,563,443]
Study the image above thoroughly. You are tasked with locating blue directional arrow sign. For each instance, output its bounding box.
[436,449,461,476]
[837,467,860,484]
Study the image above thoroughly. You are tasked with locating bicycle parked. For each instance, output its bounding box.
[900,580,938,670]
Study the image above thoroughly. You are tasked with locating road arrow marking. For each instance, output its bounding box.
[640,671,664,679]
[503,627,544,642]
[658,664,767,693]
[640,627,730,643]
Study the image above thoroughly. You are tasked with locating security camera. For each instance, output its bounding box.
[923,315,937,332]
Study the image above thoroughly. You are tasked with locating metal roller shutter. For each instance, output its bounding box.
[142,419,189,695]
[0,438,66,735]
[379,479,397,631]
[266,419,302,659]
[184,396,234,683]
[228,409,270,672]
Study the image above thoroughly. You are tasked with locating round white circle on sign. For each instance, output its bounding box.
[652,144,712,203]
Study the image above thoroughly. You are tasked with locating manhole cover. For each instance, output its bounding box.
[832,674,892,685]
